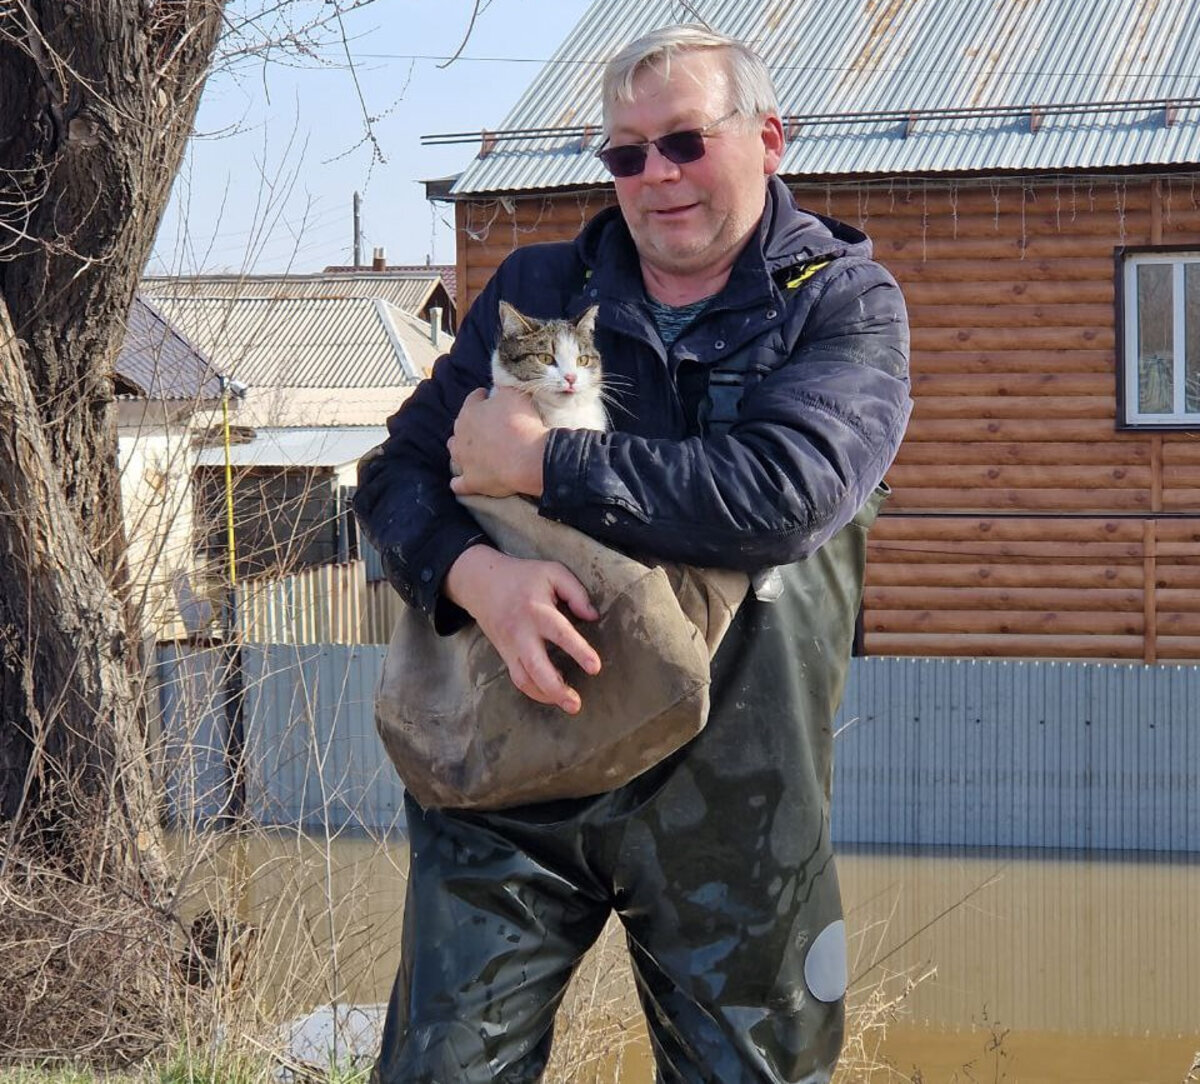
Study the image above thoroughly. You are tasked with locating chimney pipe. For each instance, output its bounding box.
[353,191,362,268]
[429,307,443,348]
[372,246,386,271]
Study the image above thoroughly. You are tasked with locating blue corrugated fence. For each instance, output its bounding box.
[155,650,1199,851]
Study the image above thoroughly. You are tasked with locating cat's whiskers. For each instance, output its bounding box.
[598,371,634,392]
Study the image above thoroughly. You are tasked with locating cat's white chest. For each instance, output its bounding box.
[538,396,608,432]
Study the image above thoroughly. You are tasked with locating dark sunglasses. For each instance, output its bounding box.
[595,109,741,178]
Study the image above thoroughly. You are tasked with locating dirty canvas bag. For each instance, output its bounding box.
[375,493,749,811]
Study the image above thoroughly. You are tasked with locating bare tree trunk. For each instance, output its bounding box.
[0,300,157,864]
[0,1,226,872]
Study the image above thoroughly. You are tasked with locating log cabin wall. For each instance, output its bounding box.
[454,174,1200,663]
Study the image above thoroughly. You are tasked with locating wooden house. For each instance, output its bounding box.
[426,0,1200,664]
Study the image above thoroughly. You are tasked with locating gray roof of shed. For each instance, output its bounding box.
[143,272,449,317]
[116,295,224,402]
[193,426,385,469]
[445,0,1200,197]
[146,296,436,389]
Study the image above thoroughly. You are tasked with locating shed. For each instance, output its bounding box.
[192,427,382,580]
[115,295,228,640]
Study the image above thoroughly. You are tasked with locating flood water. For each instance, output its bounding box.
[180,833,1200,1082]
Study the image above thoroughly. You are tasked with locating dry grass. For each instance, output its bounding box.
[836,967,936,1083]
[0,849,188,1068]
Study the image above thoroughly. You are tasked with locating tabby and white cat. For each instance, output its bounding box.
[491,301,608,431]
[488,300,779,601]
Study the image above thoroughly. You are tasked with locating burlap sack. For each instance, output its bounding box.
[375,493,748,810]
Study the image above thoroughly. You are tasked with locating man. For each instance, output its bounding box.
[355,24,911,1084]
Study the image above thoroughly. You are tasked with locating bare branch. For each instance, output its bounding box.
[438,0,483,70]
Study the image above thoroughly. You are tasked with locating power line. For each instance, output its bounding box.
[355,51,1200,85]
[421,96,1200,147]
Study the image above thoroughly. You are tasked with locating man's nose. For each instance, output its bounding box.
[641,143,682,182]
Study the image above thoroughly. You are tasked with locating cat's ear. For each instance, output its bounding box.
[498,300,533,336]
[574,304,600,336]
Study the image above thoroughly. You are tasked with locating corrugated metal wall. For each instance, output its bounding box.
[156,643,405,834]
[156,650,1198,851]
[240,645,405,832]
[835,657,1198,851]
[156,644,237,828]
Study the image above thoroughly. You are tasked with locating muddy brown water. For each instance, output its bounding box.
[180,834,1200,1082]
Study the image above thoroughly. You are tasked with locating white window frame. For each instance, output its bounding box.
[1121,250,1200,429]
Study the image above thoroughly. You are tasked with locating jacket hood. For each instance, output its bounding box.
[575,174,873,284]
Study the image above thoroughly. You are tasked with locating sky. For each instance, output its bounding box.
[149,0,595,276]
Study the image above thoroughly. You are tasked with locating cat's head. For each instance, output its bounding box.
[492,301,601,407]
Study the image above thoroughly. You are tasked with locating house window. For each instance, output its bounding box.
[1120,250,1200,428]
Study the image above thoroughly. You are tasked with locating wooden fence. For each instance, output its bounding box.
[235,559,401,644]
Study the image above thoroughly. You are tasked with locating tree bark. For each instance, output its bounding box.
[0,1,226,871]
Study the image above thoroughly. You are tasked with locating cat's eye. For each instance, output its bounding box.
[529,353,554,367]
[578,355,596,368]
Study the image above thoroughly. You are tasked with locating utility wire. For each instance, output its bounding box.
[355,51,1200,85]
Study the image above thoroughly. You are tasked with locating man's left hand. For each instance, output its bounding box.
[448,386,548,498]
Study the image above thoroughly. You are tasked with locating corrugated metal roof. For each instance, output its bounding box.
[147,296,433,389]
[143,273,446,318]
[193,426,386,469]
[390,264,458,305]
[447,0,1200,196]
[116,295,224,401]
[320,264,459,304]
[232,385,415,428]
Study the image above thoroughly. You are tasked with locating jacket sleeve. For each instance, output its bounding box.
[538,259,912,570]
[353,274,504,631]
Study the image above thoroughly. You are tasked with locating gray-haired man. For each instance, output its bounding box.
[356,24,911,1083]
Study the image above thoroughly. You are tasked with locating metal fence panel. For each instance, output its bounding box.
[155,644,236,828]
[156,649,1199,852]
[242,644,403,833]
[832,657,1200,852]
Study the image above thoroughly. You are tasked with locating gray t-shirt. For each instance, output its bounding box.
[645,294,712,348]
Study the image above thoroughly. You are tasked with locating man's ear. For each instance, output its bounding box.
[761,113,785,176]
[574,304,599,336]
[498,300,533,336]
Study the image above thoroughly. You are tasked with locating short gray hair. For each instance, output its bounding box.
[601,24,779,132]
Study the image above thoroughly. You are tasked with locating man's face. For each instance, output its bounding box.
[605,49,784,281]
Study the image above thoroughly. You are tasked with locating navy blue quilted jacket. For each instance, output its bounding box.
[354,176,912,630]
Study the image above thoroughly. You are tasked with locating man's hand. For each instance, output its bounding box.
[448,386,548,498]
[444,544,601,714]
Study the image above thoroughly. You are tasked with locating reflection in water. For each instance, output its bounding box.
[173,830,408,1020]
[180,834,1200,1081]
[838,847,1200,1083]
